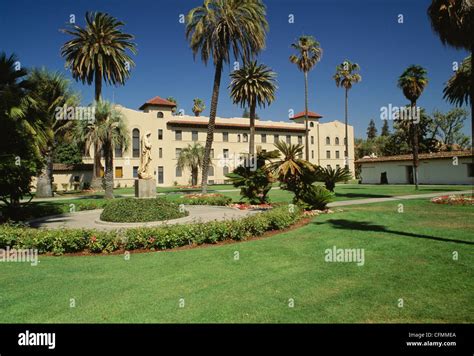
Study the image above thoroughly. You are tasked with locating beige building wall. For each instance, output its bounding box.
[83,103,355,187]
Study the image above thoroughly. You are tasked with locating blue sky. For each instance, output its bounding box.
[0,0,470,138]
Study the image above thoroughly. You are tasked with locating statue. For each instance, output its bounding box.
[138,131,152,179]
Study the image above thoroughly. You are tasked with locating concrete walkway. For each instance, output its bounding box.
[27,205,259,231]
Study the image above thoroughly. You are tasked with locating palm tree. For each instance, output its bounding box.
[267,141,314,185]
[315,166,352,192]
[185,0,268,193]
[192,98,206,117]
[229,60,277,157]
[443,55,471,107]
[167,97,178,115]
[27,68,79,197]
[333,60,362,171]
[398,65,429,189]
[427,0,473,149]
[76,101,129,199]
[177,143,205,186]
[289,35,323,161]
[61,11,137,190]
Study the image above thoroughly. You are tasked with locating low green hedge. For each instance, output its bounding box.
[100,197,188,222]
[178,193,232,206]
[0,205,303,255]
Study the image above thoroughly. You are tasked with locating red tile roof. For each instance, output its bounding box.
[139,96,177,110]
[167,120,305,132]
[291,111,323,120]
[355,151,473,164]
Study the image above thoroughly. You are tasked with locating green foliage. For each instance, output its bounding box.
[294,185,333,211]
[179,194,232,206]
[315,166,352,192]
[430,108,471,149]
[0,205,303,254]
[367,119,377,139]
[53,141,83,164]
[443,55,471,107]
[100,197,188,222]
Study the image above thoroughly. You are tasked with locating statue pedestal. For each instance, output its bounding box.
[135,179,156,198]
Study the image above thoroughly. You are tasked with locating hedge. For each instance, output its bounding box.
[100,197,188,222]
[0,205,303,255]
[178,193,232,206]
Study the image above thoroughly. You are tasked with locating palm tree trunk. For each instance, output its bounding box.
[471,46,473,157]
[91,142,103,190]
[344,88,349,170]
[249,101,256,157]
[201,59,223,194]
[304,71,309,161]
[412,101,419,190]
[104,141,114,199]
[35,148,53,197]
[192,167,198,186]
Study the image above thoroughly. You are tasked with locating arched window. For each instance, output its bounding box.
[237,134,241,142]
[243,133,248,142]
[132,129,140,157]
[157,112,164,118]
[223,166,229,175]
[335,137,340,145]
[310,122,314,128]
[326,136,331,145]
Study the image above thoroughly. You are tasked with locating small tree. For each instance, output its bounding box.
[381,120,390,136]
[367,119,377,139]
[192,98,206,117]
[177,143,205,186]
[315,166,352,192]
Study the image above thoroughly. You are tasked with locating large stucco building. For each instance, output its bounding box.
[64,96,355,189]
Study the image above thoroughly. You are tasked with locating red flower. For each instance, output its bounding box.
[90,236,97,243]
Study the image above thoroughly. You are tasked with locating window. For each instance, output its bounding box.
[274,134,279,143]
[192,131,198,141]
[326,150,331,159]
[286,135,291,144]
[115,166,123,178]
[176,166,182,177]
[311,150,314,159]
[211,149,215,158]
[223,132,229,142]
[157,112,164,118]
[159,148,162,158]
[310,122,314,127]
[132,129,140,158]
[175,130,182,141]
[468,163,474,177]
[335,137,340,145]
[336,164,340,169]
[175,148,182,159]
[115,144,122,158]
[223,149,229,158]
[344,137,347,145]
[311,136,314,145]
[243,133,248,142]
[237,134,241,142]
[158,129,163,140]
[336,151,340,159]
[261,134,267,143]
[298,136,303,145]
[157,166,164,184]
[223,166,229,175]
[133,166,138,178]
[208,165,214,177]
[326,137,331,145]
[344,150,348,158]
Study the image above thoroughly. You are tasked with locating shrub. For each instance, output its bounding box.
[179,193,232,206]
[295,185,333,211]
[0,205,304,254]
[315,166,352,192]
[100,197,188,222]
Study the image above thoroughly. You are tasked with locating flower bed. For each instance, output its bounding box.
[430,194,474,206]
[0,205,304,255]
[179,193,232,206]
[229,203,273,210]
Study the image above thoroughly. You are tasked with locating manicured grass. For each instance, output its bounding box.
[1,199,472,323]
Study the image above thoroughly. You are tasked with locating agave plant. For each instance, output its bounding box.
[315,166,352,192]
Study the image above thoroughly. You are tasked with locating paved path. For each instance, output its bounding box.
[328,189,472,207]
[27,205,259,231]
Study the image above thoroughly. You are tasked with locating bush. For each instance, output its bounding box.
[295,185,333,211]
[0,205,304,255]
[179,193,232,206]
[100,197,188,222]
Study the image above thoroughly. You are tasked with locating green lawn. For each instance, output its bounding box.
[1,199,472,323]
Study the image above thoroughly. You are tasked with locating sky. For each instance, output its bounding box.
[0,0,471,139]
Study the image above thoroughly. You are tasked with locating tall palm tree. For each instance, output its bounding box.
[333,60,362,171]
[192,98,206,117]
[177,143,205,186]
[27,68,79,197]
[76,101,129,199]
[61,11,137,190]
[229,60,277,156]
[443,55,471,107]
[398,65,429,189]
[289,35,323,161]
[428,0,473,149]
[185,0,268,193]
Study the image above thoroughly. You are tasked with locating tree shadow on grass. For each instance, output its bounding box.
[314,219,474,245]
